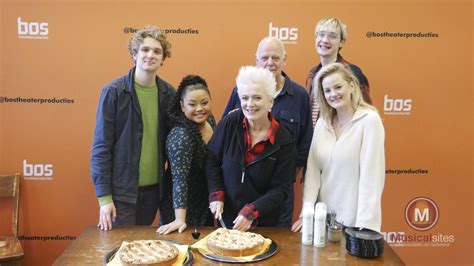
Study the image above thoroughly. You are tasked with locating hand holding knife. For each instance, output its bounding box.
[209,201,225,228]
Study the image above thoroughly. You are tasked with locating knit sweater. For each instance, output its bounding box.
[303,107,385,232]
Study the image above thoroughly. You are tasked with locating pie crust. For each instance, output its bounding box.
[117,240,179,265]
[206,228,265,257]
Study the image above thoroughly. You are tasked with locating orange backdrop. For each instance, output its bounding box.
[0,0,472,265]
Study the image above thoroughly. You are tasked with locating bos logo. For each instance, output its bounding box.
[17,17,49,39]
[23,159,53,179]
[268,22,298,44]
[405,197,439,231]
[381,231,405,244]
[383,95,412,115]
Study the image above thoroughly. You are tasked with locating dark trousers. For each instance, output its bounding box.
[113,184,160,226]
[276,184,294,227]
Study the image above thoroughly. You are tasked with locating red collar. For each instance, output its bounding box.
[242,113,280,145]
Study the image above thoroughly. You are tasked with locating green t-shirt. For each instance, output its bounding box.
[98,82,160,206]
[135,82,159,187]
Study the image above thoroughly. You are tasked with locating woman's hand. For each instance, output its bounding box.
[291,217,302,232]
[157,219,187,235]
[157,208,187,234]
[209,201,224,219]
[233,215,252,231]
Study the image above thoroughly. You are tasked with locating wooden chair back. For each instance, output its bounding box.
[0,174,21,237]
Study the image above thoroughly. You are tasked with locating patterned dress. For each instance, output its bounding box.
[160,120,214,226]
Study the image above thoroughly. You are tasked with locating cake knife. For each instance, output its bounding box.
[218,216,228,229]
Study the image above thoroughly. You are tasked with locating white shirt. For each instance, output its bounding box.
[303,107,385,232]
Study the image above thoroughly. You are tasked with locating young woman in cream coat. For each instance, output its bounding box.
[292,63,385,232]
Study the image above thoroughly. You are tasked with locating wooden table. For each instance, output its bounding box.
[53,226,404,265]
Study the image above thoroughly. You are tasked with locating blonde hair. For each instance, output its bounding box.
[315,18,347,42]
[313,63,376,124]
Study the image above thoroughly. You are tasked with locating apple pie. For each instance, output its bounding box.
[117,240,179,265]
[206,228,265,257]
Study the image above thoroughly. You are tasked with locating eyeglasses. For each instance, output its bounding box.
[316,31,339,41]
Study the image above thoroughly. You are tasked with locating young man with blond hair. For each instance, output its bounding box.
[305,18,372,126]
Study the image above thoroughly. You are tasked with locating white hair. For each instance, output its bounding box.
[236,66,276,99]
